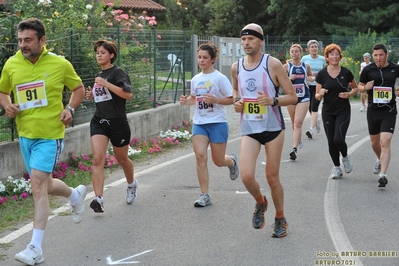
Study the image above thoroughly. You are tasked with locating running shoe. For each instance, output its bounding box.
[306,129,313,139]
[271,218,288,238]
[194,193,212,207]
[316,118,321,133]
[342,155,353,173]
[15,244,44,265]
[298,139,303,149]
[71,185,87,223]
[378,174,388,188]
[90,197,104,213]
[228,154,239,180]
[252,196,268,229]
[331,166,343,179]
[360,105,366,112]
[126,179,138,204]
[373,159,381,174]
[289,149,297,161]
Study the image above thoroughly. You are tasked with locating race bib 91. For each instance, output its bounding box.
[16,80,48,111]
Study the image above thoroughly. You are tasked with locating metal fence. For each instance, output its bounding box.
[2,31,399,142]
[0,27,192,142]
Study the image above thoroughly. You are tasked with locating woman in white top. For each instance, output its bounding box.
[179,42,238,207]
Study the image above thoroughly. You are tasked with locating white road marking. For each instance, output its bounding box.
[106,249,153,265]
[324,135,369,266]
[0,137,241,244]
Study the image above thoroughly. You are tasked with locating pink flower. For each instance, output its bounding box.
[106,2,114,7]
[20,192,29,199]
[87,26,92,31]
[157,35,162,40]
[11,195,18,200]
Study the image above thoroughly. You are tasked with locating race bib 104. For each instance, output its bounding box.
[373,86,392,104]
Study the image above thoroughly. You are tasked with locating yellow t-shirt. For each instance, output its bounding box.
[0,47,82,139]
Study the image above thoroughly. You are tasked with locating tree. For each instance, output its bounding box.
[161,0,210,34]
[323,0,399,36]
[265,0,336,36]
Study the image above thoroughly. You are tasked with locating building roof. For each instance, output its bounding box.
[106,0,166,11]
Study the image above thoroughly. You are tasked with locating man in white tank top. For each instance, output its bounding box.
[231,23,297,238]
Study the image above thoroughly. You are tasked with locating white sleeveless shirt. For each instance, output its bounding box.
[237,54,285,135]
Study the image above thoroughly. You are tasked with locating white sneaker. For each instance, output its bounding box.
[126,179,138,204]
[306,129,313,139]
[15,244,44,265]
[331,166,343,179]
[71,185,87,223]
[194,193,212,207]
[360,105,366,112]
[298,139,303,149]
[342,155,353,173]
[373,159,381,174]
[316,118,321,133]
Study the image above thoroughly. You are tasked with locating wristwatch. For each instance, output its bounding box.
[272,98,279,107]
[67,105,75,115]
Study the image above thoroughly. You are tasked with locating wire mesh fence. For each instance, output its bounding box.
[0,27,191,142]
[2,30,399,142]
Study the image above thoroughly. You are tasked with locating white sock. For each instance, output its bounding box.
[30,229,44,252]
[68,187,80,205]
[127,182,134,188]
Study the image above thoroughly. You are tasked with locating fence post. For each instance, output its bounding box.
[190,34,199,92]
[153,27,157,108]
[212,36,220,72]
[117,26,121,66]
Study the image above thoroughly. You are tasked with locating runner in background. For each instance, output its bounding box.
[359,52,372,112]
[301,40,326,139]
[284,44,314,160]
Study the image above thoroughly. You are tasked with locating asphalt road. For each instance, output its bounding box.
[1,102,399,266]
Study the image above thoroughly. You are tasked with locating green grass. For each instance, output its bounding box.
[156,71,192,80]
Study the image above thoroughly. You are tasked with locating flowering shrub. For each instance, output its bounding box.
[122,120,192,157]
[0,176,31,205]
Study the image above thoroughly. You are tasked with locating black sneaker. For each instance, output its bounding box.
[378,174,388,188]
[289,149,297,160]
[252,196,268,229]
[271,218,288,238]
[90,197,104,213]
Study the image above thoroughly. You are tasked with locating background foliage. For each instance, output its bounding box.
[154,0,399,38]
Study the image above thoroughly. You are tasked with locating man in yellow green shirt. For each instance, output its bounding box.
[0,18,86,266]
